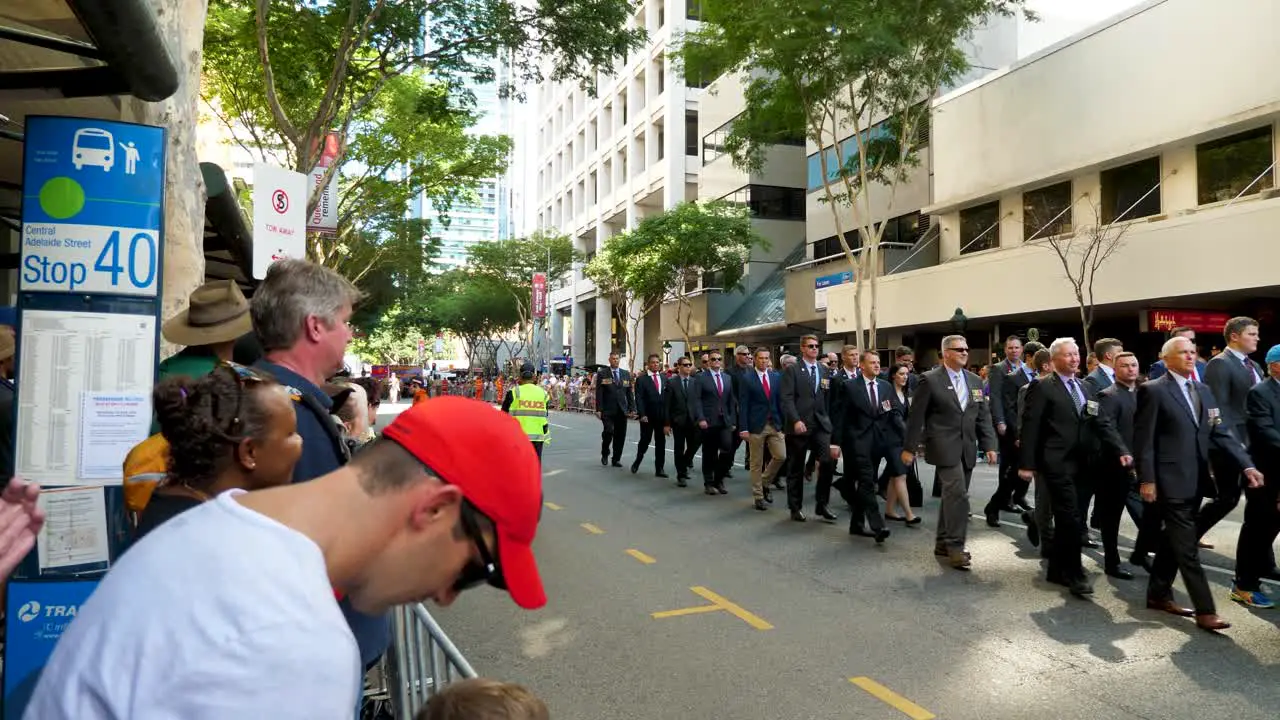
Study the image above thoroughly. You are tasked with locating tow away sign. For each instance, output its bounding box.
[252,163,306,279]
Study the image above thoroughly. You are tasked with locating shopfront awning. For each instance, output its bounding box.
[0,0,179,255]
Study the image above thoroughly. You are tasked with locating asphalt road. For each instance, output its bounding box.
[381,403,1280,720]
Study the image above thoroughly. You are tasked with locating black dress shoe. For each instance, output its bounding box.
[790,510,807,522]
[611,461,623,468]
[1022,511,1040,547]
[763,489,773,504]
[655,472,669,479]
[1069,578,1095,598]
[676,478,688,488]
[985,512,1001,528]
[1082,539,1100,549]
[705,486,718,496]
[905,516,922,526]
[630,462,640,474]
[874,528,891,544]
[716,483,728,495]
[601,455,608,466]
[815,507,837,522]
[1105,566,1135,580]
[754,499,768,511]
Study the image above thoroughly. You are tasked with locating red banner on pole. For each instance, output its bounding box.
[532,273,547,319]
[1147,309,1232,334]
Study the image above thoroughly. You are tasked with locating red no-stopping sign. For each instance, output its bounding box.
[271,188,289,214]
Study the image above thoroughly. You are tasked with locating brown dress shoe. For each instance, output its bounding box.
[1195,614,1231,631]
[948,549,972,570]
[1146,599,1194,617]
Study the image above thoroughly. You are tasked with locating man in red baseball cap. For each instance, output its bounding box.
[29,396,545,719]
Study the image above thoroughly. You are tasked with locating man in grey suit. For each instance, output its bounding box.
[1201,316,1264,539]
[780,334,837,523]
[1079,337,1124,537]
[904,335,997,570]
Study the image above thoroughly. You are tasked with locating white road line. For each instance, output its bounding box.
[550,423,573,429]
[544,469,566,477]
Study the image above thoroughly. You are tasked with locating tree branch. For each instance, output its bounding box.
[254,0,301,147]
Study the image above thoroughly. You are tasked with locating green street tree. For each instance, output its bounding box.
[678,0,1030,348]
[403,270,522,370]
[202,0,644,214]
[624,201,765,350]
[349,304,430,365]
[466,232,579,347]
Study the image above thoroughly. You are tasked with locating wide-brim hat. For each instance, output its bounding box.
[162,279,253,347]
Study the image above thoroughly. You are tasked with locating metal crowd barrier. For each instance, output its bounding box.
[367,602,477,719]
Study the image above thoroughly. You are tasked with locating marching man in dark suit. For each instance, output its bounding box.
[664,355,700,487]
[830,349,894,543]
[737,347,786,511]
[1202,317,1264,543]
[1135,336,1260,631]
[595,352,634,467]
[693,350,737,495]
[985,335,1025,525]
[631,353,669,478]
[904,335,997,570]
[780,334,837,523]
[1019,338,1130,597]
[1234,343,1280,608]
[1095,351,1148,579]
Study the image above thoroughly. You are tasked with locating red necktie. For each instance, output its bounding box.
[715,373,723,396]
[762,373,770,398]
[653,372,661,393]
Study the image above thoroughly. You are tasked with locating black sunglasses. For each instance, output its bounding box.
[804,343,819,349]
[452,500,506,594]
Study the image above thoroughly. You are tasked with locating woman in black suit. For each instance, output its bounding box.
[882,363,922,525]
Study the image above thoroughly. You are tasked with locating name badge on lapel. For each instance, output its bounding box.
[623,380,631,388]
[1085,400,1099,416]
[971,388,983,402]
[820,378,830,390]
[881,399,892,411]
[1208,407,1221,425]
[601,378,613,385]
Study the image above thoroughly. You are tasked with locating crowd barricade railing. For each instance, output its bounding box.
[371,602,477,719]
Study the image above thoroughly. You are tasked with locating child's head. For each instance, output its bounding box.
[417,678,548,720]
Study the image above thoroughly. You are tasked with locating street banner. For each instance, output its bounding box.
[532,272,547,319]
[307,131,341,233]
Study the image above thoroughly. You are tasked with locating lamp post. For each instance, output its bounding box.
[662,340,672,367]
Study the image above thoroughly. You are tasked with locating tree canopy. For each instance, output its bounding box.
[466,232,579,338]
[678,0,1030,347]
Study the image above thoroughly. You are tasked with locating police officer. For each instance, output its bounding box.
[503,362,550,460]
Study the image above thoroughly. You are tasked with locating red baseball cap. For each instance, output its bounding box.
[381,396,546,609]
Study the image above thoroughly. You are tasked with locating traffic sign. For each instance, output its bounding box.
[20,117,165,297]
[252,163,306,279]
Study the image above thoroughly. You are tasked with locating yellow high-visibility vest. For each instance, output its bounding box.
[510,383,549,442]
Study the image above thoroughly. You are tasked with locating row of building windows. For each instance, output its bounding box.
[718,185,805,221]
[702,113,805,166]
[805,113,930,192]
[809,212,928,260]
[958,124,1276,255]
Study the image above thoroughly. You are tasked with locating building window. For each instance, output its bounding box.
[658,2,665,27]
[719,185,805,221]
[685,112,699,156]
[810,232,858,261]
[686,0,702,20]
[1197,125,1274,205]
[703,116,732,165]
[657,129,665,160]
[1100,156,1161,223]
[880,211,924,246]
[959,201,1001,254]
[1022,182,1072,241]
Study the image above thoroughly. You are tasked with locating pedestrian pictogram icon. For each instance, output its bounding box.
[271,189,289,214]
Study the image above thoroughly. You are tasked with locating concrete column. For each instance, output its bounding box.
[549,310,565,355]
[663,48,686,210]
[595,296,613,363]
[570,300,586,363]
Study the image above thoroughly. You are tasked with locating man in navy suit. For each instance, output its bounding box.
[631,353,669,478]
[693,351,737,495]
[1202,317,1265,539]
[1148,326,1206,381]
[830,349,894,543]
[1135,336,1259,631]
[1236,343,1280,608]
[1078,337,1124,538]
[737,347,786,511]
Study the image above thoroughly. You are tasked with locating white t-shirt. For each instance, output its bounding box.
[25,491,360,719]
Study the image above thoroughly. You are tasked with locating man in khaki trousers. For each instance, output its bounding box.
[738,348,787,511]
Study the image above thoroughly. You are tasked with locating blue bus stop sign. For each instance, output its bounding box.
[3,579,99,719]
[20,117,164,297]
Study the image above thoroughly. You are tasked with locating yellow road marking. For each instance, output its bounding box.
[543,502,564,511]
[625,549,656,564]
[651,586,773,631]
[849,677,935,720]
[580,523,605,535]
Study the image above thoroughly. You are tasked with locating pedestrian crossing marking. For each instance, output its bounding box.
[651,586,773,631]
[625,549,656,564]
[580,522,605,534]
[849,677,935,720]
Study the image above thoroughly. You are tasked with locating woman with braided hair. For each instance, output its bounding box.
[134,362,302,540]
